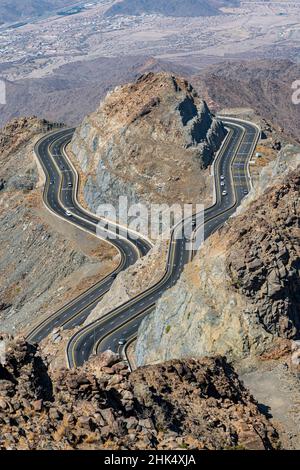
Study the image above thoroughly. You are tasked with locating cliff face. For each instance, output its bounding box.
[136,146,300,366]
[70,72,226,218]
[0,335,279,450]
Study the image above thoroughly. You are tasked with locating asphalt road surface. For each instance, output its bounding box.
[27,129,152,343]
[26,117,260,368]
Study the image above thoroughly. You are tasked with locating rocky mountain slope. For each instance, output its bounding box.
[193,59,300,142]
[104,0,224,18]
[0,0,81,24]
[2,56,298,149]
[0,117,118,335]
[0,334,279,450]
[0,56,195,129]
[136,145,300,366]
[70,72,226,220]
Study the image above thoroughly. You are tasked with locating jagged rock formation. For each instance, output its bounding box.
[136,147,300,366]
[226,169,300,338]
[70,72,226,218]
[0,117,118,334]
[0,55,195,130]
[0,335,279,450]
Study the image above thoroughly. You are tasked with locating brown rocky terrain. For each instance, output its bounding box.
[0,56,195,129]
[0,117,118,335]
[226,170,300,339]
[70,72,226,219]
[0,334,279,450]
[2,57,298,150]
[0,0,81,24]
[135,142,300,448]
[104,0,225,18]
[136,146,300,365]
[192,59,300,143]
[240,348,300,451]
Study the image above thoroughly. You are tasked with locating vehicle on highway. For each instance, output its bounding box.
[28,118,260,367]
[220,181,225,186]
[65,210,72,217]
[243,189,248,195]
[192,217,197,229]
[185,230,195,242]
[68,182,73,188]
[50,180,54,185]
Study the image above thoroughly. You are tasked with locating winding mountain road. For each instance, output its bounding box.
[26,130,152,342]
[27,117,260,368]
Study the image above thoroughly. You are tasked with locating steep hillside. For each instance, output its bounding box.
[70,72,226,219]
[136,145,300,366]
[0,56,195,129]
[193,59,300,142]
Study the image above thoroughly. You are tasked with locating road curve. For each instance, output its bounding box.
[26,129,152,343]
[27,117,259,367]
[66,118,260,367]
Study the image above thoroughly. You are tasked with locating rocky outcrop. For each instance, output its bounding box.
[0,335,279,450]
[136,147,300,366]
[0,117,118,334]
[226,169,300,339]
[70,72,226,220]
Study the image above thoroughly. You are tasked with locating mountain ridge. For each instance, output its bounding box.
[0,0,82,24]
[105,0,239,18]
[70,72,226,223]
